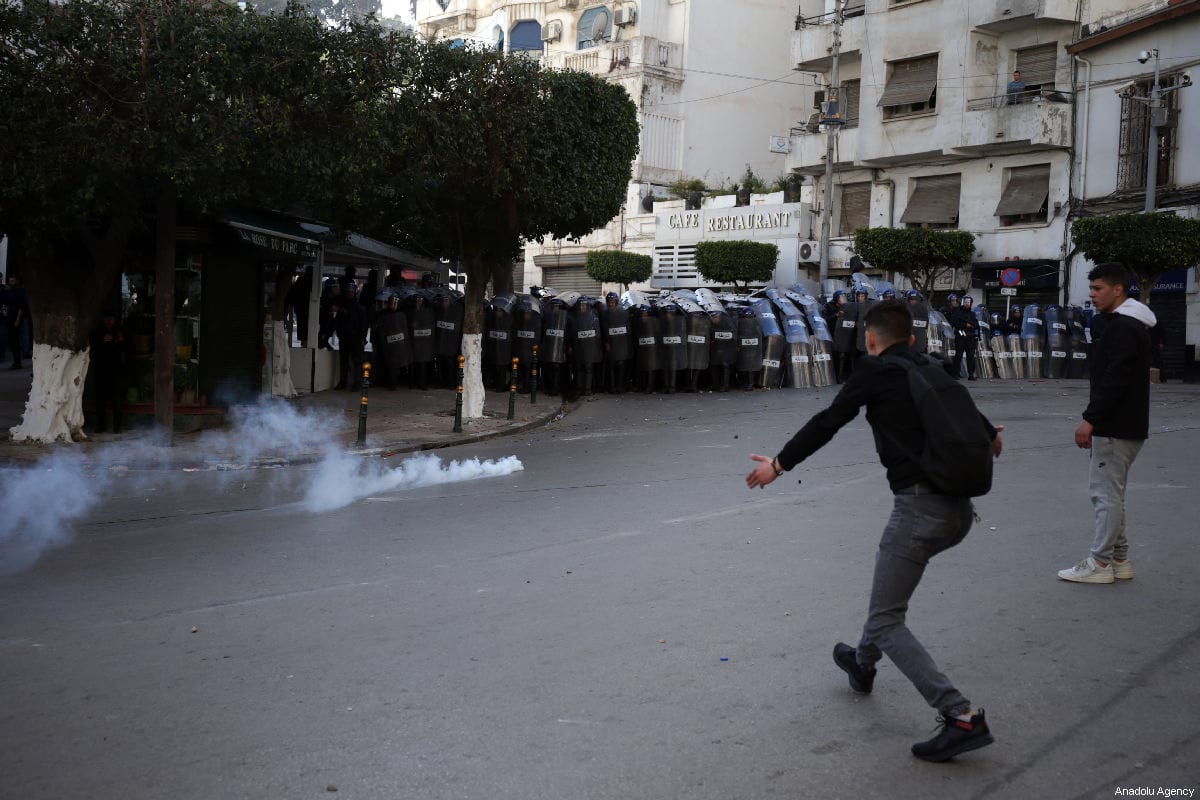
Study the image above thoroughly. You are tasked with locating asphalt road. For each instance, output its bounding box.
[2,381,1198,800]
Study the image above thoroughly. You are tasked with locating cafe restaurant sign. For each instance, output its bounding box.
[666,209,795,233]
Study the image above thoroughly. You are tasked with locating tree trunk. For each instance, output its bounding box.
[10,229,128,444]
[461,252,488,419]
[154,191,176,434]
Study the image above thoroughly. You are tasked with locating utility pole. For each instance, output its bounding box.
[817,0,844,289]
[1143,49,1162,213]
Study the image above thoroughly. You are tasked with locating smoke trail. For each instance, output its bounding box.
[303,452,524,512]
[0,454,107,575]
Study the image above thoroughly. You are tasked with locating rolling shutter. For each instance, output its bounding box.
[839,182,872,236]
[900,174,961,225]
[1015,43,1057,86]
[994,164,1050,217]
[877,56,938,108]
[842,80,860,127]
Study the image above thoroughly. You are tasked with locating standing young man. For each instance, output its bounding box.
[745,302,1003,762]
[1058,262,1156,584]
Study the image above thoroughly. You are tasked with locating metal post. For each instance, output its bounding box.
[507,357,518,420]
[452,354,465,433]
[529,344,539,404]
[817,0,844,289]
[1144,49,1162,213]
[356,362,371,446]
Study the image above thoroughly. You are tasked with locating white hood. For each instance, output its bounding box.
[1114,297,1157,328]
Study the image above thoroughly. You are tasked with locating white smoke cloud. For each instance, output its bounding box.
[303,451,524,512]
[0,398,523,573]
[0,453,107,575]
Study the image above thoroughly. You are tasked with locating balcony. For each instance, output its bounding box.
[954,90,1073,155]
[972,0,1078,32]
[787,125,859,175]
[791,10,863,71]
[544,37,683,81]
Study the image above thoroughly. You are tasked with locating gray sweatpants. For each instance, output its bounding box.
[1089,436,1144,563]
[856,493,975,717]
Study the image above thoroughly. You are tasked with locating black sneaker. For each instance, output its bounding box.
[911,709,995,762]
[833,642,876,694]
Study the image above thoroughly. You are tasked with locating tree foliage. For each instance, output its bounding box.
[695,240,778,288]
[585,250,652,289]
[1071,212,1200,300]
[852,228,976,297]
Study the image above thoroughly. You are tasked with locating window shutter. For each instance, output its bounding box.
[994,165,1050,217]
[877,56,938,108]
[839,183,871,236]
[1015,43,1057,86]
[899,174,961,224]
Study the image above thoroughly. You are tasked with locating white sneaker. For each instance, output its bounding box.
[1057,556,1115,584]
[1112,559,1133,580]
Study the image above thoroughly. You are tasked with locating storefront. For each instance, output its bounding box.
[651,199,812,289]
[970,259,1062,314]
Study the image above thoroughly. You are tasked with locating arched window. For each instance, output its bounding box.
[493,24,504,53]
[509,20,543,53]
[577,6,611,50]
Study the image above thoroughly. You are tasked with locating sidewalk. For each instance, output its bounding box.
[0,366,566,469]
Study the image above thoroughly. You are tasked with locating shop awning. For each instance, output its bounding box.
[900,174,961,224]
[221,209,321,259]
[993,165,1050,217]
[877,56,938,108]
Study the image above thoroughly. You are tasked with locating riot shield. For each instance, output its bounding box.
[767,288,812,389]
[735,309,763,377]
[750,298,785,389]
[1044,304,1069,379]
[602,303,631,363]
[991,330,1013,380]
[433,293,464,358]
[633,309,661,373]
[541,304,568,364]
[790,290,834,387]
[708,309,737,366]
[1006,329,1025,379]
[1067,306,1089,379]
[658,305,687,373]
[1021,304,1045,379]
[974,306,996,380]
[685,310,711,371]
[854,299,877,354]
[831,300,858,353]
[926,309,947,357]
[572,305,603,365]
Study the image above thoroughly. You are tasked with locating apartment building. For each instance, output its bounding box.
[788,0,1136,308]
[412,0,806,294]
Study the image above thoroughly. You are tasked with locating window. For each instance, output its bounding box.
[1117,77,1177,192]
[839,182,872,236]
[842,80,861,128]
[1013,43,1058,95]
[844,0,865,17]
[878,55,938,119]
[577,6,612,50]
[900,174,960,228]
[994,164,1050,226]
[509,20,543,53]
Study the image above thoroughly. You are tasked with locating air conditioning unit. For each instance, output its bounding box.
[541,20,562,42]
[614,7,637,26]
[798,241,821,262]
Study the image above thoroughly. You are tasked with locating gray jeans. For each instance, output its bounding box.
[857,493,975,717]
[1089,436,1144,563]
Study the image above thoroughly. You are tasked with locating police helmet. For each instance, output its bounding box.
[882,289,896,300]
[1011,304,1022,314]
[947,292,959,302]
[739,306,756,318]
[605,292,618,301]
[854,284,868,296]
[906,289,922,300]
[577,295,590,307]
[832,289,845,301]
[962,294,974,306]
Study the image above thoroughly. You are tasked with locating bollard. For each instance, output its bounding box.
[530,344,539,404]
[452,354,465,433]
[508,357,519,420]
[356,362,372,447]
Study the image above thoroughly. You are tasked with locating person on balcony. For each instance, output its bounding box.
[1006,70,1026,105]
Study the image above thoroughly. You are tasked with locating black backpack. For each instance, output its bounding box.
[880,354,994,497]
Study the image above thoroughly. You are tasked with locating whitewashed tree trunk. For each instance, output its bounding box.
[461,332,485,419]
[10,344,90,443]
[271,320,297,398]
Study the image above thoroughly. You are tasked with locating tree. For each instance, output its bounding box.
[370,42,639,418]
[0,0,399,442]
[585,251,652,290]
[1071,212,1200,304]
[852,228,976,297]
[695,240,778,288]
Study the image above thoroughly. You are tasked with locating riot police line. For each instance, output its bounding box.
[354,277,1093,398]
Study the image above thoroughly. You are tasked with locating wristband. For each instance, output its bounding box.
[771,457,784,476]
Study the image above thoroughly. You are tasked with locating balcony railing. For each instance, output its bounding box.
[965,88,1073,111]
[547,37,682,78]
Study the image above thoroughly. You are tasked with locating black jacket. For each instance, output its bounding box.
[1082,311,1150,440]
[776,343,997,493]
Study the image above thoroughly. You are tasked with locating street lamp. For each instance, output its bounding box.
[1125,49,1193,212]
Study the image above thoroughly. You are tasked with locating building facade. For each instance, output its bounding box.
[412,0,806,294]
[788,0,1140,308]
[1066,0,1200,379]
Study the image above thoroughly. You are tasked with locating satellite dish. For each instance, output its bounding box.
[591,12,609,42]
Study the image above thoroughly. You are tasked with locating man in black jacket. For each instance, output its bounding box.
[1058,262,1155,584]
[745,301,1003,763]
